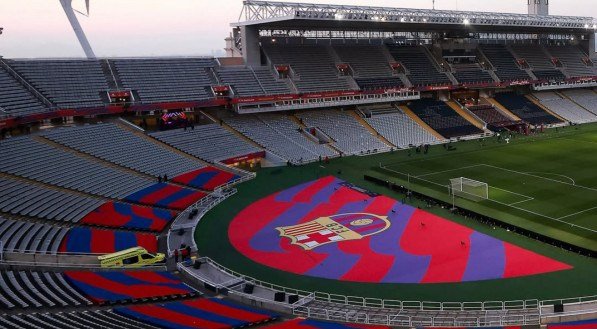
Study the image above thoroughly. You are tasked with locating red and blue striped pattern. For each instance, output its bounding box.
[58,227,158,254]
[64,271,193,303]
[114,298,278,329]
[548,319,597,329]
[417,327,522,329]
[264,318,390,329]
[124,183,207,210]
[80,201,176,231]
[173,167,240,191]
[229,176,572,284]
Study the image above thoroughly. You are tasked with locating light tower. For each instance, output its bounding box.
[59,0,96,59]
[528,0,549,16]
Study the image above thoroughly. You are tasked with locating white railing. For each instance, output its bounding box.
[292,304,541,327]
[181,255,597,326]
[167,189,237,253]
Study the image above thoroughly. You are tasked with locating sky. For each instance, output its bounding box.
[0,0,596,58]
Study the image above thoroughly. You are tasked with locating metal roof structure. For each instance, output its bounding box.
[234,0,597,34]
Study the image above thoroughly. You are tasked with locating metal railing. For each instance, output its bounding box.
[293,305,541,327]
[166,188,237,254]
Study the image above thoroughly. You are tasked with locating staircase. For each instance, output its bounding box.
[445,101,487,130]
[525,95,567,122]
[398,105,446,140]
[100,60,122,90]
[349,110,396,148]
[476,47,501,83]
[421,46,458,85]
[541,46,569,77]
[486,98,522,121]
[506,45,538,81]
[289,114,342,154]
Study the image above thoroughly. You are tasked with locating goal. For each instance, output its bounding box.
[449,177,489,201]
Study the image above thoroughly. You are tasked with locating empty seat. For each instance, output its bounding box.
[494,92,562,125]
[42,123,205,178]
[150,124,262,163]
[111,58,216,103]
[263,44,355,93]
[0,137,153,199]
[7,59,109,109]
[408,99,483,138]
[0,270,91,310]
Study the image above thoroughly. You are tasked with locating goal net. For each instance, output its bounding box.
[449,177,489,202]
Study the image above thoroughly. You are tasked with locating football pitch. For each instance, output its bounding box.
[378,130,597,252]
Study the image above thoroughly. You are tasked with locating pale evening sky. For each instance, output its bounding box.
[0,0,596,58]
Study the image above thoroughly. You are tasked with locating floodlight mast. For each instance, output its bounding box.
[59,0,96,59]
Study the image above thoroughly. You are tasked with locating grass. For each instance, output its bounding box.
[195,123,597,302]
[375,128,597,252]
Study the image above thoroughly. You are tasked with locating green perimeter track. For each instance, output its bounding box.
[196,123,597,302]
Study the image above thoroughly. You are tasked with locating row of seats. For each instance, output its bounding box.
[263,44,354,93]
[547,46,595,78]
[0,137,153,199]
[0,216,68,254]
[469,107,514,125]
[114,298,278,329]
[333,45,394,78]
[7,60,108,109]
[0,176,103,223]
[123,182,207,211]
[356,77,404,90]
[494,92,562,125]
[1,310,159,329]
[216,66,291,97]
[79,201,176,232]
[562,89,597,115]
[0,270,91,310]
[364,108,439,148]
[0,67,48,117]
[111,58,216,104]
[42,123,204,178]
[296,110,390,155]
[216,66,267,97]
[533,92,597,124]
[63,271,195,303]
[226,114,337,163]
[480,44,531,82]
[252,67,293,95]
[451,63,494,84]
[387,45,451,86]
[171,166,240,191]
[408,99,483,138]
[509,44,567,81]
[150,123,262,163]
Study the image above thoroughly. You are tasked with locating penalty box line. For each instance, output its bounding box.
[479,164,597,232]
[412,164,536,206]
[379,164,597,233]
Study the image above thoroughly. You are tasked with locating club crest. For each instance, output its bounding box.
[276,213,391,250]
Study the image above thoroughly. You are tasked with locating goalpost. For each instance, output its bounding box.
[449,177,489,202]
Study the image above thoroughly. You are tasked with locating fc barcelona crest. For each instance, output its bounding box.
[276,213,391,250]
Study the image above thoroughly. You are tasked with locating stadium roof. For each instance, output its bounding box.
[234,0,597,34]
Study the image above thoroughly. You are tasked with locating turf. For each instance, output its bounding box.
[374,128,597,252]
[196,123,597,302]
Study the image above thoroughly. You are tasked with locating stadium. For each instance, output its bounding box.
[0,0,596,328]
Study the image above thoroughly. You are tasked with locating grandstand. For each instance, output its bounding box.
[407,99,484,138]
[0,0,597,328]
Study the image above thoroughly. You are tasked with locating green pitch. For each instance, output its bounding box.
[196,123,597,302]
[374,126,597,252]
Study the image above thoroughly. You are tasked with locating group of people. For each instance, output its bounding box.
[173,244,192,263]
[157,174,169,183]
